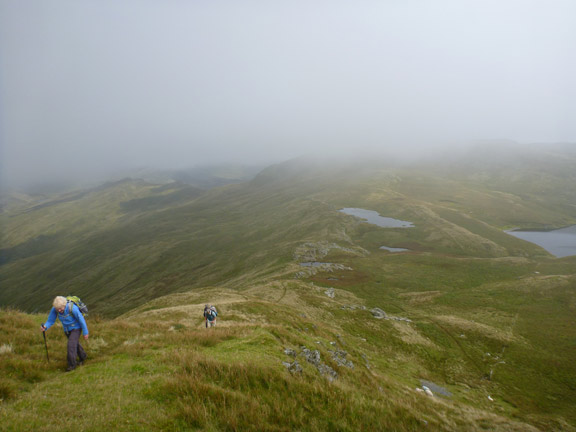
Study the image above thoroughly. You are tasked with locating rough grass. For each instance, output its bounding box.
[0,291,558,432]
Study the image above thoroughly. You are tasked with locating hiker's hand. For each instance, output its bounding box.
[40,325,46,332]
[84,335,89,341]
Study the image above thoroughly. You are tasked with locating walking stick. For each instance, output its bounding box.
[42,331,50,362]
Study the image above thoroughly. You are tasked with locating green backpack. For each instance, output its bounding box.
[66,296,88,317]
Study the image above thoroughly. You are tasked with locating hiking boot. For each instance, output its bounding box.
[66,366,76,372]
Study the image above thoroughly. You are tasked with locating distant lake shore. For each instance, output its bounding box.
[506,225,576,258]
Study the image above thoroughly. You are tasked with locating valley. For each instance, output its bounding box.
[1,146,576,431]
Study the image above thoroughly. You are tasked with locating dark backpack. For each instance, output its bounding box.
[205,307,217,320]
[66,296,88,317]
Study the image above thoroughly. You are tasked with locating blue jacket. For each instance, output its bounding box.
[44,302,89,335]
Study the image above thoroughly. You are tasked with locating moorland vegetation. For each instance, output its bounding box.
[1,144,575,431]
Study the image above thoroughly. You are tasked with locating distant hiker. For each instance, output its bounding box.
[41,296,89,371]
[203,304,218,328]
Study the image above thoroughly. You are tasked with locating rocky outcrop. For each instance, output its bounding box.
[340,305,412,322]
[293,242,368,262]
[300,347,338,381]
[283,345,358,381]
[329,349,354,369]
[340,304,366,311]
[295,262,353,279]
[324,288,335,298]
[371,308,387,319]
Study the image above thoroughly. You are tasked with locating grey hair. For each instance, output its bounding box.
[53,296,67,310]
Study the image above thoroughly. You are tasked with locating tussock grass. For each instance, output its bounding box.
[161,350,425,432]
[1,302,551,431]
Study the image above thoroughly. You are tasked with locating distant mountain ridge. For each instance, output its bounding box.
[2,144,575,315]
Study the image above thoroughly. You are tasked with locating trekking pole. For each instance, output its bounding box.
[42,331,50,363]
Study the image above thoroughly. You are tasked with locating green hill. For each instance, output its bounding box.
[1,145,575,430]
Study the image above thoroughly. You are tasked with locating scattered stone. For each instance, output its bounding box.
[361,353,371,370]
[284,348,297,357]
[284,360,303,374]
[301,347,320,365]
[422,386,434,397]
[324,288,335,298]
[329,349,354,369]
[341,305,411,322]
[488,395,494,402]
[293,242,367,263]
[294,262,353,278]
[420,380,452,398]
[390,316,412,323]
[299,346,339,381]
[317,363,338,381]
[340,304,367,311]
[371,308,387,319]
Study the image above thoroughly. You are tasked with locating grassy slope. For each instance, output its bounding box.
[1,147,576,430]
[1,281,562,432]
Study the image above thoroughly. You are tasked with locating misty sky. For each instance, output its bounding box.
[1,0,575,187]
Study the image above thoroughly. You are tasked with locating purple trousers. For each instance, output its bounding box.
[65,329,86,369]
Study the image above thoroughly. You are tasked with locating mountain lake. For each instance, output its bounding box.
[339,208,414,228]
[506,225,576,258]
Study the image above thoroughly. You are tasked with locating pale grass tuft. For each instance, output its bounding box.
[0,344,13,354]
[390,321,438,348]
[434,315,516,343]
[87,337,108,351]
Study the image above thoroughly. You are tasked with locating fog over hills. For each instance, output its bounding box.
[2,1,575,190]
[1,1,575,429]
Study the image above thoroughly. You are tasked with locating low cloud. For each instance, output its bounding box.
[1,0,575,189]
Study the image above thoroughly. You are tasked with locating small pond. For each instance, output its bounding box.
[299,262,331,267]
[339,208,414,228]
[506,225,576,258]
[380,246,410,253]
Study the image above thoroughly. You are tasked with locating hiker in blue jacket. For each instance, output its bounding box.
[41,296,89,371]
